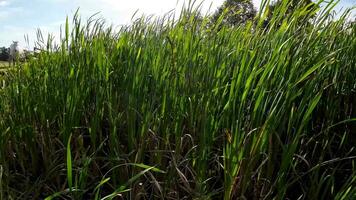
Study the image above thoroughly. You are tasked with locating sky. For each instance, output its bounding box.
[0,0,355,48]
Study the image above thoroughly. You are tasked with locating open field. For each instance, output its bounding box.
[0,2,355,200]
[0,61,7,68]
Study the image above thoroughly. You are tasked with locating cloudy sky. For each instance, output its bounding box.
[0,0,354,48]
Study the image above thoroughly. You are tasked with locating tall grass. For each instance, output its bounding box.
[0,1,355,199]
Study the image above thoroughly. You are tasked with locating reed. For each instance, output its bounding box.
[0,0,355,199]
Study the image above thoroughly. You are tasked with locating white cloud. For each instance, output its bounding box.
[0,0,10,7]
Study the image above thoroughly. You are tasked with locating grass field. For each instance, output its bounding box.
[0,1,355,200]
[0,61,9,81]
[0,61,7,68]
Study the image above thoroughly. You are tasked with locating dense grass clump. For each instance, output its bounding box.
[0,1,355,199]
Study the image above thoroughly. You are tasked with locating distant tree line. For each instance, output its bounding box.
[0,47,10,61]
[212,0,318,27]
[0,46,36,62]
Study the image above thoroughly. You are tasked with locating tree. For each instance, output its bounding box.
[263,0,318,28]
[269,0,316,17]
[212,0,257,27]
[0,47,9,61]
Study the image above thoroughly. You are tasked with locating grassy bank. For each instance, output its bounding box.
[0,1,355,199]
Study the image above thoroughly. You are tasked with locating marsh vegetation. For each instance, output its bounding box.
[0,1,355,199]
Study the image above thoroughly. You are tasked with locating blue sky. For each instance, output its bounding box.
[0,0,355,48]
